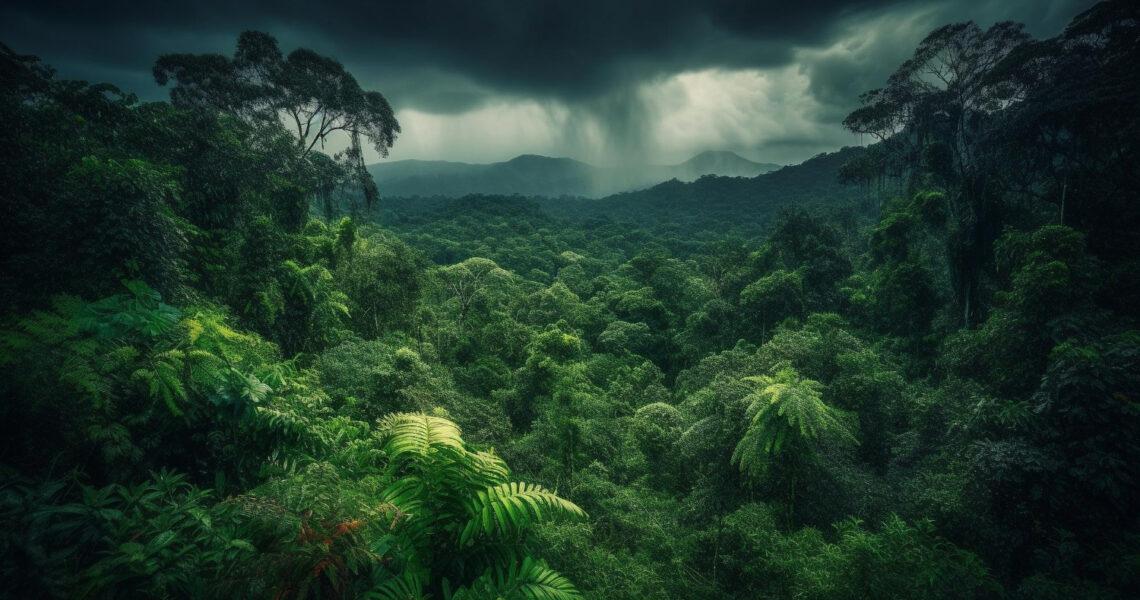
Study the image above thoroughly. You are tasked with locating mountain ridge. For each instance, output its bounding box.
[368,151,780,198]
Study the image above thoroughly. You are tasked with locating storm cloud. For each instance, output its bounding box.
[0,0,1097,165]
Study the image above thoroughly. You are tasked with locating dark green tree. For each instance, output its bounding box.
[154,31,399,205]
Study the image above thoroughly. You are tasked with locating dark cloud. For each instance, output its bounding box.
[0,1,907,103]
[796,0,1098,123]
[0,0,1098,164]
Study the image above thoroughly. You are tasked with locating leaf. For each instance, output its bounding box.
[460,482,586,545]
[229,539,255,552]
[366,570,427,600]
[451,557,582,600]
[377,413,465,461]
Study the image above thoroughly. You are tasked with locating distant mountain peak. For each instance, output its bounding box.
[688,150,748,161]
[507,154,578,164]
[676,151,780,179]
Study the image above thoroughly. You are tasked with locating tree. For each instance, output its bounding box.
[732,366,856,523]
[844,21,1029,326]
[154,31,399,205]
[334,227,423,338]
[941,225,1098,396]
[58,157,187,298]
[266,260,351,355]
[739,270,805,340]
[764,210,853,311]
[629,402,683,482]
[985,1,1140,265]
[433,258,513,330]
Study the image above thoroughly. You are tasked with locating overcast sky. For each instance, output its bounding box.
[0,0,1096,166]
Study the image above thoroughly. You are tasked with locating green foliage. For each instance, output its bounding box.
[733,366,856,480]
[739,269,805,339]
[942,225,1100,395]
[335,229,423,337]
[461,482,587,545]
[378,412,467,461]
[317,339,457,422]
[448,556,582,600]
[60,157,188,297]
[371,413,585,597]
[707,504,998,599]
[3,9,1140,598]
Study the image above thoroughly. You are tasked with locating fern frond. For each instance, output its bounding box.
[451,557,582,600]
[366,570,427,600]
[63,357,110,402]
[463,450,510,487]
[733,367,856,478]
[377,413,465,461]
[460,482,586,545]
[380,476,427,514]
[255,405,315,440]
[234,371,271,404]
[133,354,187,416]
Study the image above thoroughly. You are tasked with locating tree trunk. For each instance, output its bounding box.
[1060,176,1068,226]
[787,469,797,530]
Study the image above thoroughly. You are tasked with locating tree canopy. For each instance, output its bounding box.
[2,3,1139,598]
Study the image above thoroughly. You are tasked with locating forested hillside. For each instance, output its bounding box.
[2,2,1139,599]
[366,151,780,199]
[356,147,865,239]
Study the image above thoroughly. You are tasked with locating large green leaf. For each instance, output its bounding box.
[449,557,581,600]
[460,482,585,546]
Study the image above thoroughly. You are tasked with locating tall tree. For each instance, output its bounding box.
[844,21,1029,326]
[733,366,856,524]
[985,1,1140,267]
[154,31,399,205]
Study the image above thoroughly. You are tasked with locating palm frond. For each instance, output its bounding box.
[450,557,582,600]
[366,569,427,600]
[462,450,510,487]
[460,482,586,545]
[377,413,465,462]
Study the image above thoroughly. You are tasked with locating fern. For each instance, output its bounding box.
[76,280,181,340]
[366,570,427,600]
[463,450,511,488]
[449,557,582,600]
[235,372,271,404]
[460,482,586,545]
[134,352,187,416]
[733,366,856,478]
[379,476,427,515]
[378,413,466,461]
[187,350,228,388]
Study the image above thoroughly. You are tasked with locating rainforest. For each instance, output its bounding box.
[1,1,1138,598]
